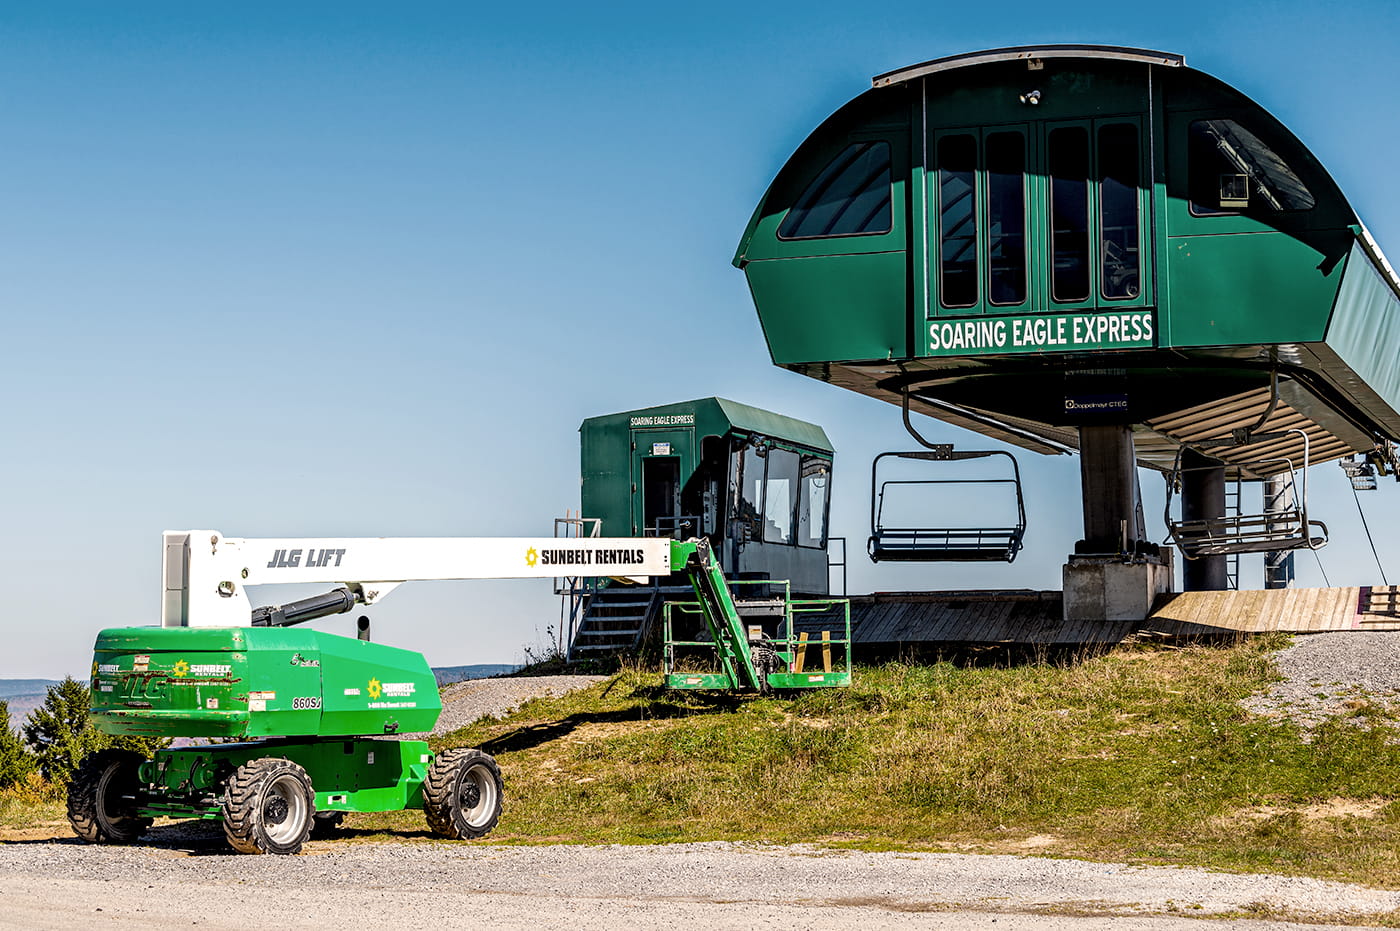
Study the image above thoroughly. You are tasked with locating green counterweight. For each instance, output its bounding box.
[91,626,441,739]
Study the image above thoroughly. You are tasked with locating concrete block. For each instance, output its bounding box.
[1063,554,1174,622]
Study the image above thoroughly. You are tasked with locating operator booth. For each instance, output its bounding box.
[579,397,836,596]
[566,399,849,667]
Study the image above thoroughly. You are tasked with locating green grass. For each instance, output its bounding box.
[0,775,64,831]
[351,636,1400,886]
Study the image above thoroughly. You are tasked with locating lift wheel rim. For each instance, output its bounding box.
[459,762,498,829]
[262,773,310,844]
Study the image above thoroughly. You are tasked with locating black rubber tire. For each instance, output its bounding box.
[310,810,346,839]
[67,749,153,844]
[221,757,315,855]
[422,748,503,840]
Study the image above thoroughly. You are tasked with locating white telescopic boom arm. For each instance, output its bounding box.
[162,530,674,628]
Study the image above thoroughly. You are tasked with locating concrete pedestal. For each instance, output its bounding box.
[1063,552,1175,622]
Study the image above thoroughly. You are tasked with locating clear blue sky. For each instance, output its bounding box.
[3,1,1398,677]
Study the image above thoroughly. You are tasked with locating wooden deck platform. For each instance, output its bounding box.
[845,586,1400,646]
[1141,585,1400,638]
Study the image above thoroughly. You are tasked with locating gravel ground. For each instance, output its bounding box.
[424,674,606,736]
[1242,631,1400,727]
[9,642,1400,928]
[1,838,1397,929]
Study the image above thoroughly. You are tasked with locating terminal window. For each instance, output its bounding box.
[797,457,830,548]
[762,448,801,545]
[937,133,979,308]
[1099,123,1141,300]
[1049,126,1091,303]
[779,141,892,239]
[1188,119,1315,216]
[986,131,1027,306]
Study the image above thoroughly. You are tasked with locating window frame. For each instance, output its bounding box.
[1047,123,1093,305]
[760,447,801,545]
[984,128,1030,309]
[1039,117,1149,311]
[731,438,833,550]
[796,454,832,549]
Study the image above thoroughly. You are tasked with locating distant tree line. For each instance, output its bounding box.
[0,677,165,792]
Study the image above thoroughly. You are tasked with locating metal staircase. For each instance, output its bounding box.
[1359,585,1400,625]
[569,581,695,657]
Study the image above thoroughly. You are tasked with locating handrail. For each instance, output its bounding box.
[827,536,847,597]
[646,514,702,540]
[555,512,602,658]
[662,572,853,692]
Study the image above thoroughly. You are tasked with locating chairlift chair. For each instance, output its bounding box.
[867,447,1027,563]
[1340,457,1378,491]
[1164,428,1328,559]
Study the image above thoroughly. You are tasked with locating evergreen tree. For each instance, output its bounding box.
[21,677,165,786]
[0,701,36,789]
[21,678,101,786]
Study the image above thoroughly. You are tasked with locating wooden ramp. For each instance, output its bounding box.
[1142,585,1400,638]
[847,586,1400,647]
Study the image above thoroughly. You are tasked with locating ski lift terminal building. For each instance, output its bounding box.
[733,45,1400,619]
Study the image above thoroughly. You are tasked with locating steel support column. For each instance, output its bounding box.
[1181,449,1230,591]
[1078,425,1143,552]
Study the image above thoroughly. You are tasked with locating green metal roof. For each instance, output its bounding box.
[578,397,833,540]
[711,397,833,452]
[581,397,833,452]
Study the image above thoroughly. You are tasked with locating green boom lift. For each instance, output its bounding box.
[72,530,849,855]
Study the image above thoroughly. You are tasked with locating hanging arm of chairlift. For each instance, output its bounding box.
[898,382,1074,457]
[1189,369,1282,451]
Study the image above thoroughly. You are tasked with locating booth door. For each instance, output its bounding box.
[631,429,693,537]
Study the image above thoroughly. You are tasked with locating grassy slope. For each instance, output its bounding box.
[10,638,1398,888]
[357,636,1400,886]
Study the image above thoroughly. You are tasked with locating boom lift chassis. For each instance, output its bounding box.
[73,530,849,854]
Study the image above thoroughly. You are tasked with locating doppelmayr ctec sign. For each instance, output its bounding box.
[926,310,1155,356]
